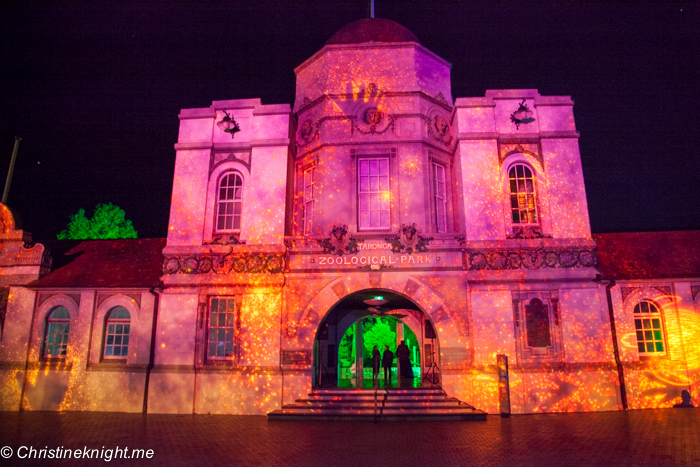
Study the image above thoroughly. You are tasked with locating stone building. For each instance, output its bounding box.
[1,18,699,415]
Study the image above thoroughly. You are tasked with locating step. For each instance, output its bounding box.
[267,410,487,422]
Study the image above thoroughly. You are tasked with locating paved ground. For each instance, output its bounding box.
[0,409,698,466]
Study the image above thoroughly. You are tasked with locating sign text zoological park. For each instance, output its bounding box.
[317,224,433,269]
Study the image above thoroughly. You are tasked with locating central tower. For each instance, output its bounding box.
[292,18,457,237]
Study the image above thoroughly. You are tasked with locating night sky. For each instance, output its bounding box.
[1,1,698,241]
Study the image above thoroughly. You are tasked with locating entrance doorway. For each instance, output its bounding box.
[313,289,440,389]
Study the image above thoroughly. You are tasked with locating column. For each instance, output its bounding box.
[355,320,363,388]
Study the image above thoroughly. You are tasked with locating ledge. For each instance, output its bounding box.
[457,132,499,140]
[174,142,213,150]
[178,108,216,119]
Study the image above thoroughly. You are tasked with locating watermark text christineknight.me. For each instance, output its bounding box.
[1,445,154,461]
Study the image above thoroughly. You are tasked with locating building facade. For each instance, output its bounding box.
[1,19,699,415]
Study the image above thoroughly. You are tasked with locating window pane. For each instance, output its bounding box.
[655,342,664,352]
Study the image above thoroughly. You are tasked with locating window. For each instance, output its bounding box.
[303,167,315,235]
[44,306,70,358]
[512,292,562,363]
[207,297,236,359]
[358,157,390,230]
[103,306,131,359]
[433,163,447,232]
[509,163,538,225]
[634,301,665,354]
[216,172,243,232]
[525,298,551,348]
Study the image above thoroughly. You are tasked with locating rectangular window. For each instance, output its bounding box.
[207,297,236,359]
[358,157,390,230]
[303,167,315,236]
[433,163,447,232]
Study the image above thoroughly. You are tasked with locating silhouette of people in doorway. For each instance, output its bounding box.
[397,340,412,385]
[382,345,394,386]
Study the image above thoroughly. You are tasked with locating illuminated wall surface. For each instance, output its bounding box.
[2,19,700,415]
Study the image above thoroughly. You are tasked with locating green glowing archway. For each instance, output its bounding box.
[313,288,438,389]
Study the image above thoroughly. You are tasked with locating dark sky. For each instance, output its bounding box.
[1,1,698,241]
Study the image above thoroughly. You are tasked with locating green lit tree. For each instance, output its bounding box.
[57,203,138,240]
[362,317,397,361]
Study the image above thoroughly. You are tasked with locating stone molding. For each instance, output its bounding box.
[163,250,285,275]
[465,245,596,271]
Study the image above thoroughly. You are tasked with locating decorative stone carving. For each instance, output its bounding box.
[692,286,700,302]
[386,223,433,255]
[317,225,361,256]
[162,250,285,275]
[620,287,641,302]
[465,245,597,271]
[352,113,395,136]
[434,92,449,106]
[500,143,544,168]
[362,107,383,126]
[298,118,320,146]
[205,234,246,246]
[507,226,552,239]
[422,114,452,146]
[653,286,672,297]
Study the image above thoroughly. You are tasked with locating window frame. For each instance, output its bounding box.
[512,292,563,364]
[214,171,244,234]
[357,156,391,231]
[432,162,448,233]
[303,166,315,236]
[43,306,71,360]
[206,297,238,361]
[102,306,131,360]
[508,162,539,226]
[633,300,667,356]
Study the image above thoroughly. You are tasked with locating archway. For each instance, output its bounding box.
[312,289,440,389]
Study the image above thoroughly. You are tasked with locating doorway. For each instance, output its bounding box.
[313,289,439,389]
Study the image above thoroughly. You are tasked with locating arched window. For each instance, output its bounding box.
[508,163,538,225]
[525,298,551,348]
[44,306,70,358]
[104,306,131,358]
[216,172,243,232]
[634,301,665,354]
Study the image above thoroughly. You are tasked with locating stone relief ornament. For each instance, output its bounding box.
[298,119,319,146]
[163,249,285,275]
[317,225,361,256]
[352,112,395,136]
[362,107,384,126]
[422,114,453,146]
[434,92,449,106]
[434,115,449,136]
[386,223,433,255]
[507,226,552,239]
[204,234,246,246]
[466,244,596,271]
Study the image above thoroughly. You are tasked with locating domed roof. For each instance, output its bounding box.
[326,18,420,45]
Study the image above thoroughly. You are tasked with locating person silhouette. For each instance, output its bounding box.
[673,389,694,408]
[396,340,412,384]
[372,345,381,384]
[382,345,394,386]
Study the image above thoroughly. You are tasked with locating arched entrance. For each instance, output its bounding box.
[312,289,440,389]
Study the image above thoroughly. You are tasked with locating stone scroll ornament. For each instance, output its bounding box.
[386,223,433,255]
[317,225,361,256]
[466,244,596,271]
[163,248,285,275]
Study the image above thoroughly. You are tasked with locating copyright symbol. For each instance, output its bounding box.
[0,446,12,458]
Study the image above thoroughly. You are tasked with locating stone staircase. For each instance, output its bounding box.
[267,387,487,422]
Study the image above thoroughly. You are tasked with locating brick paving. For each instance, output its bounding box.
[0,409,699,466]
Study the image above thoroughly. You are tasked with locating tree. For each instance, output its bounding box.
[57,203,138,239]
[362,318,397,361]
